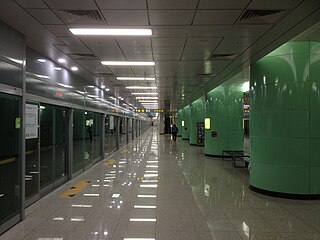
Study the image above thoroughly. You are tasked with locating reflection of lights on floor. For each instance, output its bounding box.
[72,204,92,208]
[142,180,158,183]
[134,205,157,209]
[140,184,158,188]
[137,195,157,198]
[145,170,158,173]
[129,218,156,222]
[83,193,100,196]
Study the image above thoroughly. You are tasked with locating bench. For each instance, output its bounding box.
[233,154,250,168]
[221,150,244,161]
[221,150,250,168]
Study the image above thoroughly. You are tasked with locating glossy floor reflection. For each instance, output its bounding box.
[1,127,320,240]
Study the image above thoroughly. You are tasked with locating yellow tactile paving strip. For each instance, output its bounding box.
[59,180,91,198]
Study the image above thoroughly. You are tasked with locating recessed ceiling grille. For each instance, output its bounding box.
[58,10,104,24]
[210,54,236,61]
[238,9,288,24]
[68,53,97,60]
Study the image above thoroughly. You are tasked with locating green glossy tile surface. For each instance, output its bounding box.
[250,41,320,195]
[205,84,244,155]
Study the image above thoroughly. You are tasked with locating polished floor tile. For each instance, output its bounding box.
[1,128,320,240]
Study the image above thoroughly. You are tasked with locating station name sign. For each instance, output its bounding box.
[136,109,164,113]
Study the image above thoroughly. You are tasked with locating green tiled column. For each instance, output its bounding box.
[181,105,191,140]
[205,84,243,156]
[190,96,205,145]
[250,41,320,196]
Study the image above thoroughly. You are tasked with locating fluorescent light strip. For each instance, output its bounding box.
[92,184,100,187]
[104,179,112,182]
[71,217,85,222]
[134,205,157,209]
[117,77,155,81]
[72,204,92,208]
[147,161,158,163]
[136,97,158,99]
[137,195,157,198]
[112,193,120,198]
[132,93,158,95]
[142,180,158,183]
[146,165,158,168]
[140,184,158,188]
[145,170,158,173]
[139,101,158,103]
[129,218,156,222]
[83,193,100,196]
[70,28,152,36]
[123,238,155,240]
[101,61,155,66]
[126,86,157,90]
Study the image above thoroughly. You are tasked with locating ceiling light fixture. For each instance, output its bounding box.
[69,28,152,36]
[54,67,61,70]
[37,59,46,63]
[58,58,66,63]
[117,77,155,81]
[71,66,78,71]
[126,86,157,89]
[101,61,155,66]
[132,93,158,95]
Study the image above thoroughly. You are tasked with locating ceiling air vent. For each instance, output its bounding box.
[58,10,104,24]
[238,9,288,24]
[210,54,236,61]
[68,53,97,60]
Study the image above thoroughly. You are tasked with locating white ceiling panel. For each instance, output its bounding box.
[221,37,257,47]
[153,47,183,55]
[182,47,213,56]
[59,36,84,46]
[44,0,98,10]
[125,55,153,61]
[131,66,155,76]
[107,66,134,77]
[96,0,147,9]
[148,0,198,9]
[198,0,250,9]
[117,38,151,47]
[186,37,221,47]
[181,55,209,60]
[154,55,181,61]
[121,47,152,55]
[27,9,63,25]
[14,0,47,8]
[102,10,148,25]
[189,25,271,37]
[149,10,195,25]
[214,44,248,54]
[45,25,74,37]
[151,37,186,47]
[54,44,92,54]
[248,0,303,10]
[89,46,125,60]
[76,60,113,74]
[80,37,118,47]
[152,26,191,36]
[193,10,243,25]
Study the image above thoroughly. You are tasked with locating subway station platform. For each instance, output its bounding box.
[1,128,320,240]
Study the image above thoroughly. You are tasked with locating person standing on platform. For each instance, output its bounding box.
[172,124,179,141]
